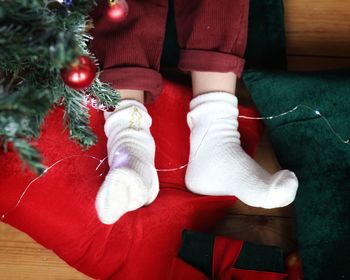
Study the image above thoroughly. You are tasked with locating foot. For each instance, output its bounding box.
[95,100,159,224]
[185,92,298,209]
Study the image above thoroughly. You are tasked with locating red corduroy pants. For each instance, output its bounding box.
[90,0,249,102]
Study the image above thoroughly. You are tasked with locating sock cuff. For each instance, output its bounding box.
[104,99,148,120]
[189,92,238,110]
[104,100,152,133]
[188,92,239,129]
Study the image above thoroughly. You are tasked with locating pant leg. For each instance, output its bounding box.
[174,0,249,77]
[90,0,168,103]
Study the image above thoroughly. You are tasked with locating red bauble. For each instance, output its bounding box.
[60,55,97,90]
[106,0,129,23]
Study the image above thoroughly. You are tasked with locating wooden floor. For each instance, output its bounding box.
[1,0,350,279]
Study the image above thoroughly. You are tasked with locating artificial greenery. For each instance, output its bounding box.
[0,0,120,174]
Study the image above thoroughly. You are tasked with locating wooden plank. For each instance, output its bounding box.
[284,0,350,57]
[288,55,350,71]
[0,223,90,280]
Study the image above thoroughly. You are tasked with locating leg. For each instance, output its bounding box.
[90,0,168,102]
[118,89,144,103]
[91,0,168,224]
[174,0,298,208]
[174,0,248,77]
[191,71,237,96]
[96,96,159,224]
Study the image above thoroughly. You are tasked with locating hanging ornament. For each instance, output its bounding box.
[56,0,73,5]
[47,0,72,11]
[60,55,97,90]
[106,0,129,23]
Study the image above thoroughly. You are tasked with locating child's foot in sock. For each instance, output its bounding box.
[185,92,298,209]
[95,100,159,224]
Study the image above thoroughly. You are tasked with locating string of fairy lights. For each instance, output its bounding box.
[1,104,349,221]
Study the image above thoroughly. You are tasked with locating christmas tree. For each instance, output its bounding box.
[0,0,119,174]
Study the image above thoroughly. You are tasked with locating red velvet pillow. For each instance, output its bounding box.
[0,80,263,279]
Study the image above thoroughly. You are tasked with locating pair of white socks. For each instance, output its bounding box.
[95,93,298,224]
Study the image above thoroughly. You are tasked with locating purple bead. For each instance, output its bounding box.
[110,149,129,169]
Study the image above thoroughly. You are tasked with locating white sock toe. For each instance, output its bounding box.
[95,168,148,224]
[264,170,299,209]
[185,92,299,209]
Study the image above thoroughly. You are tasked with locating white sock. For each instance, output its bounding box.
[95,100,159,224]
[185,92,298,209]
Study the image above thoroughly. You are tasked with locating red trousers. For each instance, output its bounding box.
[90,0,249,102]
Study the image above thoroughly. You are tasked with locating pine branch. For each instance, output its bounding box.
[0,0,119,174]
[63,87,96,148]
[12,139,46,174]
[89,77,121,109]
[0,75,52,139]
[0,2,81,70]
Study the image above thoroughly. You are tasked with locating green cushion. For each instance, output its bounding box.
[161,0,287,70]
[243,70,350,280]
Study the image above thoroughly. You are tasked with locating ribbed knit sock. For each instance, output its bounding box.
[185,92,298,209]
[95,100,159,224]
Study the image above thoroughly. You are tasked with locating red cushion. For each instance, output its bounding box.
[0,80,263,279]
[213,236,287,280]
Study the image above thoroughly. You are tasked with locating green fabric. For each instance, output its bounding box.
[234,242,284,273]
[243,70,350,280]
[179,230,285,276]
[161,0,287,70]
[179,230,214,278]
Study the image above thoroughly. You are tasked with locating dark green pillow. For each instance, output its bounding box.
[243,70,350,280]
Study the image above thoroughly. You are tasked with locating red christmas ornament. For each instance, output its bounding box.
[60,55,97,90]
[106,0,129,23]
